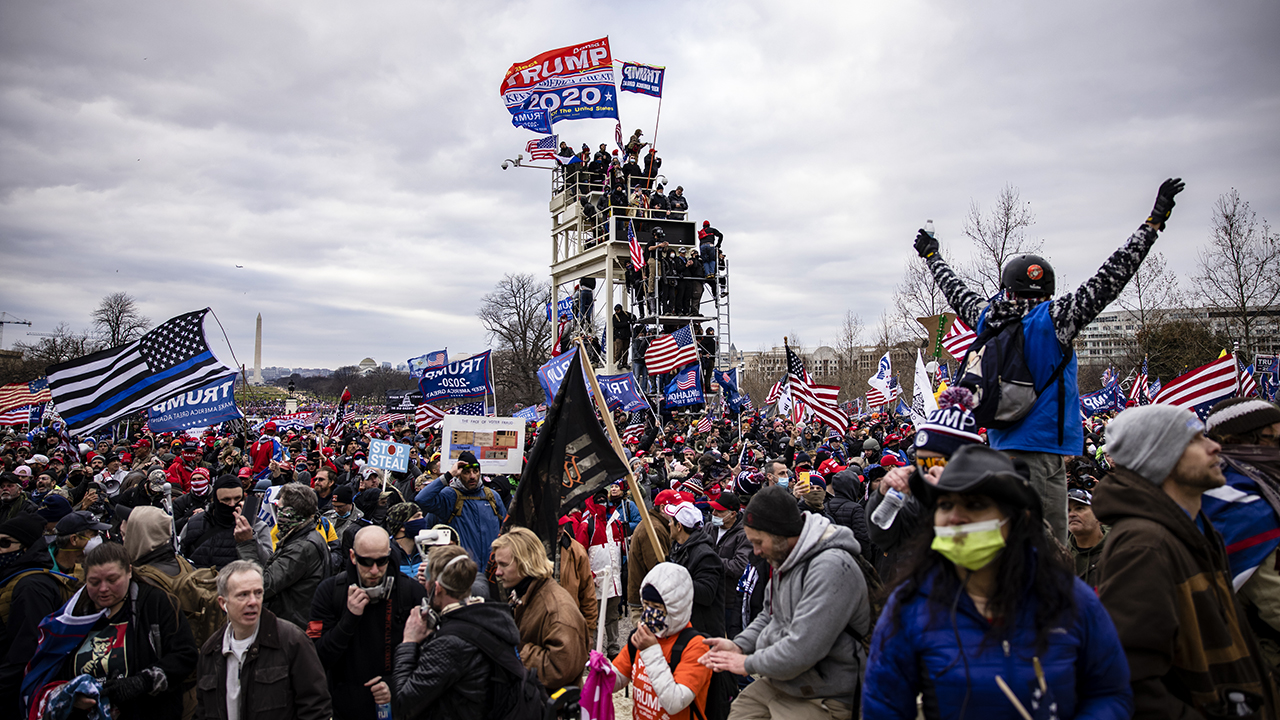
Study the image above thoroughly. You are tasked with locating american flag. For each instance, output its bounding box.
[0,378,51,414]
[621,411,646,443]
[942,318,977,360]
[615,121,624,151]
[1101,366,1116,388]
[866,352,896,409]
[46,309,237,436]
[645,325,700,375]
[1127,357,1150,407]
[696,415,713,433]
[785,346,847,432]
[766,378,783,406]
[0,405,34,426]
[526,134,558,161]
[331,387,353,438]
[416,403,446,431]
[371,413,397,426]
[1155,352,1238,417]
[1240,361,1259,398]
[628,220,644,271]
[451,401,486,416]
[675,364,700,391]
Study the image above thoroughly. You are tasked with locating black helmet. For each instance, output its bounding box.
[1000,254,1055,296]
[651,227,665,239]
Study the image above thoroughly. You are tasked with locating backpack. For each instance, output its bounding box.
[450,486,502,523]
[435,621,560,720]
[796,544,880,652]
[131,555,225,648]
[0,568,80,624]
[958,316,1071,435]
[626,626,732,720]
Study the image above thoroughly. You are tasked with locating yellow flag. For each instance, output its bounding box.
[1217,349,1228,359]
[934,381,949,402]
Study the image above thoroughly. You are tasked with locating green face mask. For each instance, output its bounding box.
[931,518,1008,571]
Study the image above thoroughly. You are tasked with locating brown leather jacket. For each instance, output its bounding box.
[557,535,598,644]
[194,610,332,720]
[512,577,588,691]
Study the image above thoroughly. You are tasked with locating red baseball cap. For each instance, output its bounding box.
[880,454,904,468]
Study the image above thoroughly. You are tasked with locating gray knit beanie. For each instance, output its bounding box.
[1106,405,1205,485]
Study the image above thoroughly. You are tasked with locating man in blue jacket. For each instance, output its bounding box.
[415,451,506,571]
[914,178,1184,541]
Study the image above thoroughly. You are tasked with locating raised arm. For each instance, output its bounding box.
[916,230,986,328]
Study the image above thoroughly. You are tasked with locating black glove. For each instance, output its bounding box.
[103,673,152,702]
[914,229,940,259]
[1146,177,1185,228]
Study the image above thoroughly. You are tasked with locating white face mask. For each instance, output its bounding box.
[711,516,724,528]
[83,535,104,553]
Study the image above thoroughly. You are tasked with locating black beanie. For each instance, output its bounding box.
[213,475,241,493]
[334,485,355,504]
[0,513,44,548]
[744,486,803,537]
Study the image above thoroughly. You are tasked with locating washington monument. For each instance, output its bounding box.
[252,313,263,385]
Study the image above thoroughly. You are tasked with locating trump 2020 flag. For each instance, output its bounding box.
[46,309,237,437]
[619,62,664,97]
[508,351,628,561]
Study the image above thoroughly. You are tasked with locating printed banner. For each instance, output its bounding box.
[387,389,425,413]
[147,375,242,432]
[513,405,543,422]
[1081,384,1125,417]
[536,347,592,406]
[254,412,315,432]
[368,438,410,474]
[619,62,664,97]
[714,368,746,412]
[597,372,650,413]
[417,350,493,403]
[663,363,704,408]
[501,37,618,132]
[545,296,576,321]
[441,415,526,474]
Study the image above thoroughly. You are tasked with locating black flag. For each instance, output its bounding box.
[508,351,628,559]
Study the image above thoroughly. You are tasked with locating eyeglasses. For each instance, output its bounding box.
[354,553,391,568]
[916,456,948,470]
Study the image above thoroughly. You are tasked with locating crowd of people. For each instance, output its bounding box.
[2,176,1280,719]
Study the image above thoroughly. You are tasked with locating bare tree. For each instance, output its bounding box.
[1116,251,1185,330]
[961,185,1043,298]
[834,310,865,400]
[893,254,951,344]
[13,323,101,367]
[1194,189,1280,359]
[478,273,552,408]
[92,292,151,347]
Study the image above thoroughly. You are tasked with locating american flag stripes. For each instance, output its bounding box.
[46,309,237,436]
[526,134,558,161]
[0,378,51,414]
[784,346,848,432]
[1126,357,1150,407]
[766,379,783,406]
[1240,362,1259,398]
[1155,353,1238,415]
[621,412,646,443]
[645,325,700,375]
[628,220,644,271]
[416,404,446,431]
[0,405,34,426]
[942,318,977,360]
[696,415,713,433]
[675,364,700,391]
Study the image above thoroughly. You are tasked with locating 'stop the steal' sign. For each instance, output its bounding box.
[368,439,410,474]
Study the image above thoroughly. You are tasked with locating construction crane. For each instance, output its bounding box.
[0,312,32,350]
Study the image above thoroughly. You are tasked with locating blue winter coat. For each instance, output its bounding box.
[863,567,1132,720]
[415,476,506,569]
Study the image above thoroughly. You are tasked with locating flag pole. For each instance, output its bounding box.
[575,337,666,559]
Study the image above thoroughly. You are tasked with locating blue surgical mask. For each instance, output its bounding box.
[777,478,789,489]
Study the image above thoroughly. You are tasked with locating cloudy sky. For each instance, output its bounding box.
[2,0,1277,371]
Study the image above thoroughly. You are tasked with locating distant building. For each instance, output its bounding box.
[381,361,392,369]
[359,357,377,375]
[1074,305,1280,366]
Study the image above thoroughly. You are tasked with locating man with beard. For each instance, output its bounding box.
[1096,404,1278,718]
[415,452,505,570]
[699,486,869,720]
[1202,398,1280,675]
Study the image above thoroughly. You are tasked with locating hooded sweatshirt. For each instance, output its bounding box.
[1095,467,1279,718]
[734,513,869,704]
[612,563,711,720]
[125,505,180,576]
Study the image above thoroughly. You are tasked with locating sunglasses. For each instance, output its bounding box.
[354,553,391,568]
[916,456,948,470]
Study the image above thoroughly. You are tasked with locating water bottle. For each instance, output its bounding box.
[376,703,392,720]
[924,219,936,238]
[871,489,905,529]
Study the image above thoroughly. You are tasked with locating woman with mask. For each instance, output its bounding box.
[862,445,1133,719]
[22,541,197,719]
[611,562,713,720]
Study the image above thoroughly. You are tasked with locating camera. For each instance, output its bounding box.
[414,527,455,561]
